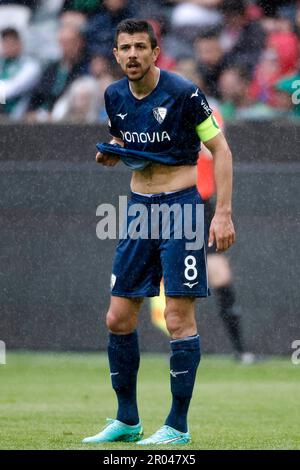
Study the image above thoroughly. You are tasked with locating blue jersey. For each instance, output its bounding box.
[104,69,213,166]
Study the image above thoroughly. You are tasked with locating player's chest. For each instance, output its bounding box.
[112,95,182,134]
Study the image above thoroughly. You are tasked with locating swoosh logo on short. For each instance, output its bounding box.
[183,282,199,288]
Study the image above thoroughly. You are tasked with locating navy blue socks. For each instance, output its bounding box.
[165,334,201,433]
[108,331,200,431]
[108,331,140,425]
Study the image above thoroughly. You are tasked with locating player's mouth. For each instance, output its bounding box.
[127,63,140,70]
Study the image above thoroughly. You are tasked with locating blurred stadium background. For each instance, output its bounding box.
[0,0,300,450]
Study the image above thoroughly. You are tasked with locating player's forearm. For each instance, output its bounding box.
[213,147,233,215]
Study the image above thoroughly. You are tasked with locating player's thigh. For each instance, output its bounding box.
[160,238,209,297]
[207,253,232,288]
[165,295,196,318]
[106,295,143,333]
[111,238,161,296]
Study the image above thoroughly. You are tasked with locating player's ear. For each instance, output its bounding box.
[152,46,160,63]
[113,47,120,64]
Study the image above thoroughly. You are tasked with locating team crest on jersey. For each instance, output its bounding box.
[153,107,167,124]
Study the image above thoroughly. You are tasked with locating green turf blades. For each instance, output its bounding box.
[1,353,299,450]
[82,418,143,444]
[137,425,190,445]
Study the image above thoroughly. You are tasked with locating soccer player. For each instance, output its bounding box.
[150,103,255,364]
[83,19,235,445]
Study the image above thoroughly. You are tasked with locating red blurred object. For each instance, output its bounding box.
[197,156,215,200]
[249,31,298,105]
[246,4,264,21]
[268,32,298,76]
[147,19,177,71]
[197,107,224,200]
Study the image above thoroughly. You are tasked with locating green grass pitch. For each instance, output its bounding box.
[0,352,299,450]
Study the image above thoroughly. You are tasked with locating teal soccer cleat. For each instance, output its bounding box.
[137,425,190,445]
[82,419,143,444]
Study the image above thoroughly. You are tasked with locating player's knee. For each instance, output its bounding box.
[106,310,124,334]
[165,307,196,338]
[106,310,135,334]
[106,311,119,332]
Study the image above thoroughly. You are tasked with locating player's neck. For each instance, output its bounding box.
[129,66,160,100]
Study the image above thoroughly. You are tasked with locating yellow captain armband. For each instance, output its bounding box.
[196,114,221,142]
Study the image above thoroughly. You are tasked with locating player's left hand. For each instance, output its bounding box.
[95,152,120,166]
[208,212,235,252]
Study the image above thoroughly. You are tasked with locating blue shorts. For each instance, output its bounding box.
[111,186,210,298]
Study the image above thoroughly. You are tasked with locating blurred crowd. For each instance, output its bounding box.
[0,0,300,123]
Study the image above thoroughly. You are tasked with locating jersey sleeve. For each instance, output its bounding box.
[183,86,214,130]
[104,89,122,139]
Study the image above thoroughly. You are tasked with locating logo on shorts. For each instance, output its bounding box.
[153,107,167,124]
[110,274,116,289]
[183,281,199,288]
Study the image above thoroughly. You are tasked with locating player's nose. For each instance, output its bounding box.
[128,46,138,57]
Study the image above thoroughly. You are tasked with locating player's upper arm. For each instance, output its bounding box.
[183,85,212,124]
[104,88,122,139]
[202,131,232,157]
[196,114,221,143]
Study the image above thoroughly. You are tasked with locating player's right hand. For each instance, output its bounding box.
[95,152,120,166]
[208,212,235,252]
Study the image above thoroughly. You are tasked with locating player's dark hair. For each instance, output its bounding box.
[0,27,20,40]
[114,19,158,49]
